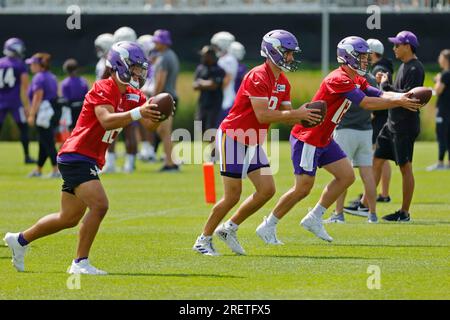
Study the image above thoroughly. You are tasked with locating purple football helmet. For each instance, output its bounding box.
[106,41,149,89]
[3,38,26,58]
[337,36,371,76]
[260,29,301,72]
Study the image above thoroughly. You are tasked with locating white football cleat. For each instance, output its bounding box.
[215,223,246,255]
[192,236,220,256]
[300,214,333,242]
[3,232,28,272]
[256,217,284,245]
[67,259,107,275]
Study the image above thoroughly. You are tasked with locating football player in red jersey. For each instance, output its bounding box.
[193,30,323,256]
[255,36,422,244]
[3,42,166,274]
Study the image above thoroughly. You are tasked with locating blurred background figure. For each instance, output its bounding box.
[427,49,450,170]
[60,58,89,131]
[228,41,247,93]
[0,37,35,164]
[210,31,238,127]
[94,33,114,81]
[152,29,180,172]
[103,26,139,173]
[193,45,225,137]
[25,53,60,178]
[367,38,393,203]
[137,33,158,162]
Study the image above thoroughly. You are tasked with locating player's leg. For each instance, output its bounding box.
[40,126,59,177]
[123,123,137,173]
[102,141,117,173]
[358,166,378,223]
[4,191,87,272]
[12,106,35,164]
[193,176,242,256]
[399,161,414,214]
[379,161,392,201]
[157,115,178,171]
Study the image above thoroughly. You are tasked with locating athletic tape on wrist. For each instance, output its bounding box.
[130,108,142,121]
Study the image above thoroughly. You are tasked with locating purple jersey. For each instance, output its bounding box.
[28,71,58,102]
[0,56,27,109]
[234,63,247,93]
[61,76,89,102]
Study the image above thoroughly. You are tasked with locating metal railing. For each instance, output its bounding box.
[0,0,448,13]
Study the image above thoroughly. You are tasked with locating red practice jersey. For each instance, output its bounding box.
[291,66,369,147]
[220,62,291,145]
[59,77,146,168]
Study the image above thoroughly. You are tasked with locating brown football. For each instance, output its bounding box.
[148,92,174,122]
[408,86,432,106]
[300,100,327,128]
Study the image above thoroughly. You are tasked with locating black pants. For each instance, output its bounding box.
[37,126,57,168]
[436,116,450,161]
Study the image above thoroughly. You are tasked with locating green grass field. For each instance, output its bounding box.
[0,141,449,300]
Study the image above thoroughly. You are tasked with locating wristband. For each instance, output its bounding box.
[130,108,142,121]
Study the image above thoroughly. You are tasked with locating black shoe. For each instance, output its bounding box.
[24,156,37,164]
[376,195,391,203]
[382,210,410,222]
[159,164,179,172]
[343,203,369,217]
[348,194,363,206]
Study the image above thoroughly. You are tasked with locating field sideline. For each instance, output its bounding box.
[0,141,449,300]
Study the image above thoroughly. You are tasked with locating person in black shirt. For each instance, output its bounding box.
[194,45,226,133]
[374,31,425,222]
[427,49,450,171]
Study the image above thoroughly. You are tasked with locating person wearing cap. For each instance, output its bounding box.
[0,38,36,164]
[25,52,60,178]
[374,31,425,222]
[193,45,225,135]
[152,29,180,172]
[60,58,89,131]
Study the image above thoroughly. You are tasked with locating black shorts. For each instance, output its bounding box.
[57,161,100,195]
[371,117,387,145]
[374,124,419,166]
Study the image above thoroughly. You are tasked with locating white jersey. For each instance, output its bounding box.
[95,57,106,80]
[218,52,238,110]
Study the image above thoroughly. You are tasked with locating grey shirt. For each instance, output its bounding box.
[337,73,378,131]
[154,48,179,99]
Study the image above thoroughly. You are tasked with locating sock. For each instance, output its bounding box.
[75,257,88,263]
[267,213,279,226]
[310,204,326,218]
[18,233,29,246]
[225,220,238,230]
[125,154,136,169]
[335,212,344,217]
[106,152,116,168]
[200,234,212,241]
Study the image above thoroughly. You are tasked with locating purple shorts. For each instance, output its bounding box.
[0,106,26,124]
[290,135,347,176]
[217,129,270,179]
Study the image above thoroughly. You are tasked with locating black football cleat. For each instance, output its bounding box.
[382,210,411,222]
[376,195,391,203]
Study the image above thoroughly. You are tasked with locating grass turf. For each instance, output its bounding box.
[0,141,449,299]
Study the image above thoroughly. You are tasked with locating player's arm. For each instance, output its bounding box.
[153,68,167,95]
[193,79,220,91]
[27,89,44,126]
[251,98,322,125]
[20,73,30,112]
[434,73,447,96]
[222,73,232,89]
[356,86,422,112]
[94,100,161,130]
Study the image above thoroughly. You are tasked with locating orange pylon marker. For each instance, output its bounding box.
[203,162,216,204]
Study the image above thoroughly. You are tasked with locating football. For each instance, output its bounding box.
[300,100,327,128]
[148,92,174,122]
[408,86,432,106]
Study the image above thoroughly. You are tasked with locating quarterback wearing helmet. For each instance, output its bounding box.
[193,29,323,256]
[3,41,163,274]
[258,36,422,244]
